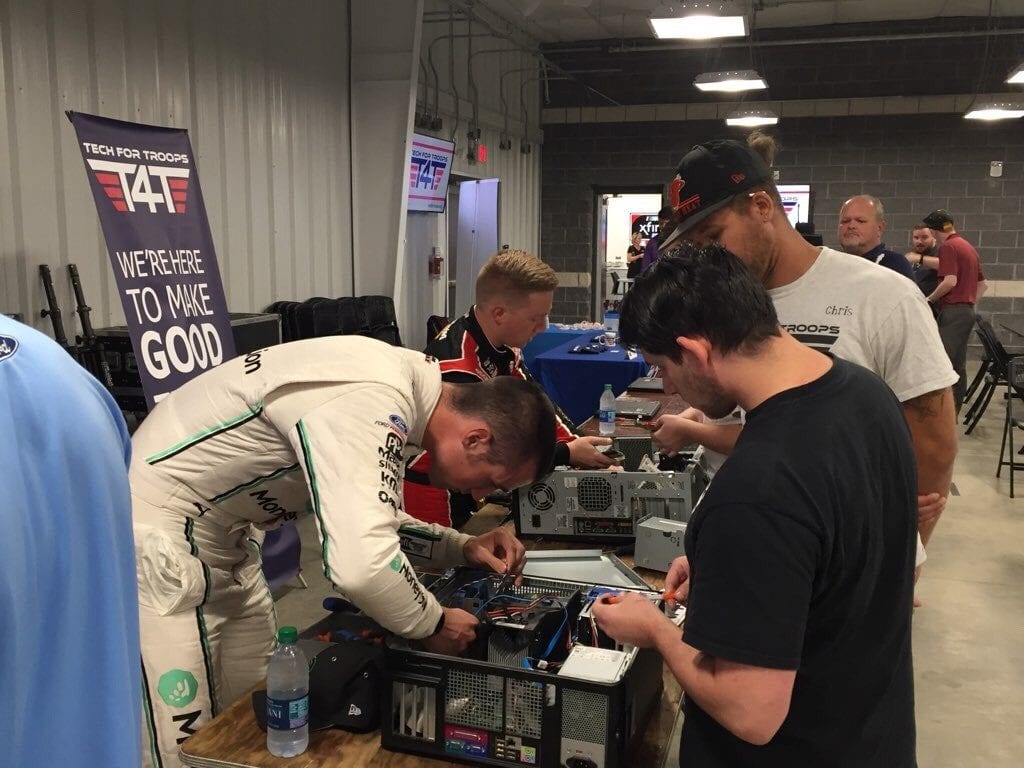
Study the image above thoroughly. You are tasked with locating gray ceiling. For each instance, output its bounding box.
[476,0,1024,43]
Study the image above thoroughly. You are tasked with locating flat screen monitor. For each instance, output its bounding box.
[408,133,456,213]
[777,184,812,227]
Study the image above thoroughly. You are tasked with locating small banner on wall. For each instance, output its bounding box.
[630,213,660,245]
[407,133,455,213]
[67,111,236,408]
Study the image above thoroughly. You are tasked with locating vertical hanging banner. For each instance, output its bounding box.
[68,112,235,407]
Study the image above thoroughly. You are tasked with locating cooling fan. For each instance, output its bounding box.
[527,482,556,511]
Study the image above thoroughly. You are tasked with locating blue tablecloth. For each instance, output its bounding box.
[531,332,649,425]
[522,325,596,372]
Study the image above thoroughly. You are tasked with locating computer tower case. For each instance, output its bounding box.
[381,553,664,768]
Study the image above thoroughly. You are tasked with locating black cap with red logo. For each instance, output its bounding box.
[662,139,773,252]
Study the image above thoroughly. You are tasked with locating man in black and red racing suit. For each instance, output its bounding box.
[404,250,616,528]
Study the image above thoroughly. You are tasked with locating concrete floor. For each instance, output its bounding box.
[274,369,1024,767]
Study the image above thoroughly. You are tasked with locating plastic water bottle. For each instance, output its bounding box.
[599,384,616,436]
[267,626,309,757]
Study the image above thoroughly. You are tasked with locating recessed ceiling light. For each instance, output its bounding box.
[649,2,747,40]
[964,102,1024,121]
[1007,62,1024,84]
[694,70,767,93]
[725,109,778,127]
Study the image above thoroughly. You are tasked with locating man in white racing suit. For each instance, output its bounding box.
[132,336,555,768]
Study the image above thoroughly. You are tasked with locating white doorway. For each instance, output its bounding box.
[453,178,500,316]
[594,191,663,317]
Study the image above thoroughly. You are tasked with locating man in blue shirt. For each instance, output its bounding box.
[0,315,141,767]
[838,195,914,278]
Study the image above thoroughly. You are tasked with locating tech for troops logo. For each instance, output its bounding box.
[87,158,190,214]
[157,669,199,707]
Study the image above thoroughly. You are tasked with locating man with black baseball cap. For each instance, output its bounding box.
[922,209,987,413]
[651,136,957,555]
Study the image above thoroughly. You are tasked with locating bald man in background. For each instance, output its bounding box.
[838,195,914,279]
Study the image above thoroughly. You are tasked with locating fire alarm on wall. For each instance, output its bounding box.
[991,161,1004,178]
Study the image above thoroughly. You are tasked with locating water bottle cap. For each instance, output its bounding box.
[604,383,612,390]
[277,626,298,644]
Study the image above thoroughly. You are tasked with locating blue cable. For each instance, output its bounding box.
[541,605,569,660]
[452,577,489,600]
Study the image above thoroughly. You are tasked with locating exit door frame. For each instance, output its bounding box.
[591,184,664,322]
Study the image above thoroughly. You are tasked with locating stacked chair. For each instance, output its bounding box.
[996,357,1024,498]
[266,295,403,346]
[963,317,1021,435]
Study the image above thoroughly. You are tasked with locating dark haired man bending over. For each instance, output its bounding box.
[593,244,917,767]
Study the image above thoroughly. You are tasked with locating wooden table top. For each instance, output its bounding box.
[578,390,687,437]
[180,514,681,768]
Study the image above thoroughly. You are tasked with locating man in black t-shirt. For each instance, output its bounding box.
[907,222,941,301]
[591,244,917,767]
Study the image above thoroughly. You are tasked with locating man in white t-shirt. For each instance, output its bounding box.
[653,137,957,553]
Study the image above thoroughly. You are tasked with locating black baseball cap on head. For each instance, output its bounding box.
[922,209,955,232]
[661,139,774,252]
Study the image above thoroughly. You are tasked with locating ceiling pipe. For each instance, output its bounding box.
[501,65,545,139]
[468,46,522,133]
[448,0,621,105]
[520,74,546,146]
[602,26,1024,53]
[427,29,499,122]
[539,26,1024,56]
[449,13,460,143]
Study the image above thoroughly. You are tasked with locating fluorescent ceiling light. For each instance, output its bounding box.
[694,69,767,93]
[964,103,1024,121]
[1008,63,1024,84]
[725,109,778,127]
[649,3,746,40]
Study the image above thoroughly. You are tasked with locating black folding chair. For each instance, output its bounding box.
[964,317,1022,434]
[962,335,992,406]
[996,357,1024,498]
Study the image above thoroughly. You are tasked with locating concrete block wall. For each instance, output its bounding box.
[540,114,1024,346]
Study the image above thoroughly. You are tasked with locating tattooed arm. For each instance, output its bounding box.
[902,387,957,546]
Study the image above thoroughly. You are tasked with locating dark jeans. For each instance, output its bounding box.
[937,303,976,413]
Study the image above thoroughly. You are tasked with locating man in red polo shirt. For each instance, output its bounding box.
[923,209,988,413]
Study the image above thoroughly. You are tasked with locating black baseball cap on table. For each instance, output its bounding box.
[661,139,774,253]
[252,635,384,734]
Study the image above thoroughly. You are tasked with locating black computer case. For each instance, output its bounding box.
[381,556,664,768]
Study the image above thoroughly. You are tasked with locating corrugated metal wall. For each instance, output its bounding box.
[448,123,542,255]
[0,0,352,336]
[419,2,543,254]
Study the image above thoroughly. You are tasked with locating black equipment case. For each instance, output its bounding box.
[94,311,281,412]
